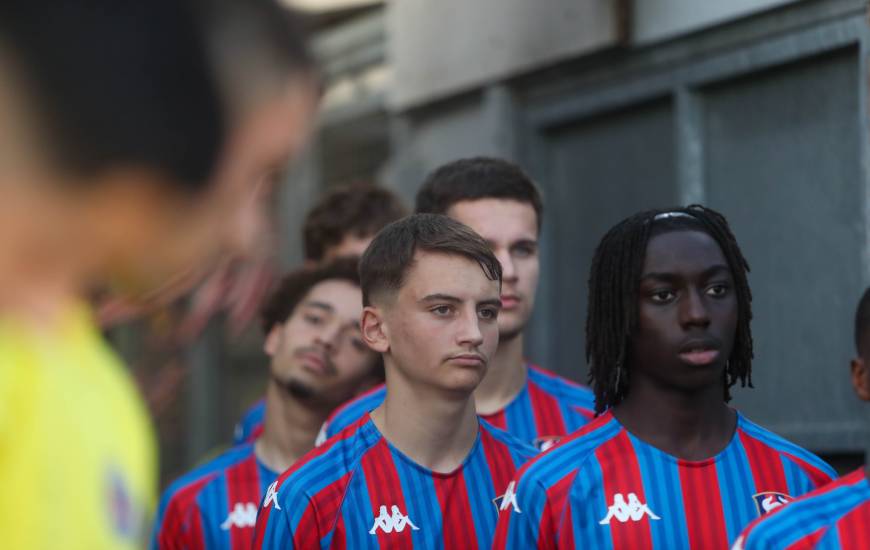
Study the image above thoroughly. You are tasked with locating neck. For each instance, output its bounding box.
[473,333,527,414]
[255,379,330,473]
[371,368,480,473]
[613,373,736,461]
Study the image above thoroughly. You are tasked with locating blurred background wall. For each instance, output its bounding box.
[128,0,870,485]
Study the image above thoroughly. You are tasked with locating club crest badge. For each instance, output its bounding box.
[752,491,792,516]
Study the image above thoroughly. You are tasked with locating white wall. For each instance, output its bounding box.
[632,0,802,44]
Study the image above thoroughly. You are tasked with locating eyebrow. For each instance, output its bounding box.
[302,300,335,312]
[641,264,731,282]
[419,294,503,308]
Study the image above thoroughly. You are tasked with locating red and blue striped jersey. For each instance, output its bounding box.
[253,414,537,549]
[733,467,869,550]
[152,443,278,550]
[232,400,265,445]
[319,364,595,450]
[493,410,837,550]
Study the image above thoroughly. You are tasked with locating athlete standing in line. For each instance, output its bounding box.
[494,206,836,549]
[253,214,537,549]
[320,157,595,450]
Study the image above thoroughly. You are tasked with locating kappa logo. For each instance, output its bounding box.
[752,492,792,516]
[220,502,258,530]
[369,505,420,535]
[263,481,282,510]
[492,481,522,514]
[599,493,661,525]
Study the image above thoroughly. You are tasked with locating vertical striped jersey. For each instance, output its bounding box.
[232,399,265,445]
[253,414,537,549]
[733,467,869,550]
[319,364,595,450]
[493,410,837,550]
[152,443,277,550]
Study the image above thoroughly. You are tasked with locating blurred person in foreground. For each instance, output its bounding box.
[152,260,383,550]
[233,183,407,444]
[0,1,319,549]
[732,288,870,549]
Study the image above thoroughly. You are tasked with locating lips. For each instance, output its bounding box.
[448,353,486,367]
[297,351,329,374]
[500,294,520,310]
[678,339,721,366]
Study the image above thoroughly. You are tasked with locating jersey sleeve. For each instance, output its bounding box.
[492,476,557,550]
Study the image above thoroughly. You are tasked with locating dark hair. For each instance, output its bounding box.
[260,257,384,381]
[854,287,870,355]
[303,183,409,262]
[586,205,754,414]
[198,0,316,120]
[415,157,544,229]
[359,213,502,307]
[0,1,224,188]
[261,257,360,334]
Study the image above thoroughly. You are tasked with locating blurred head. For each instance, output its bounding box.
[0,2,225,291]
[586,205,754,414]
[416,157,543,341]
[303,183,408,264]
[0,1,320,306]
[261,259,382,406]
[359,214,502,396]
[850,288,870,402]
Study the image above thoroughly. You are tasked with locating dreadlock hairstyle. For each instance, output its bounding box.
[586,204,754,414]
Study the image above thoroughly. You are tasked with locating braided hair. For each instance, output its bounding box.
[586,205,754,414]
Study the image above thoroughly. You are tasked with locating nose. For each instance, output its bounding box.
[495,249,517,284]
[680,288,711,329]
[456,307,484,348]
[315,321,342,351]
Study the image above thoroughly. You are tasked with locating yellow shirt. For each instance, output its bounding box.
[0,304,156,549]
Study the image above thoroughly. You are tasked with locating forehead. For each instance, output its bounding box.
[400,250,500,299]
[642,230,729,275]
[299,279,362,316]
[446,198,538,241]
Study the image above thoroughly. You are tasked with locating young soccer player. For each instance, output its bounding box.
[732,288,870,549]
[493,205,837,549]
[252,214,537,549]
[152,260,382,550]
[319,157,595,450]
[233,183,407,444]
[0,2,319,548]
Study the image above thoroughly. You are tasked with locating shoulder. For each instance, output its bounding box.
[480,421,538,463]
[527,364,595,408]
[737,414,837,481]
[737,469,868,549]
[323,384,387,435]
[514,412,620,489]
[160,445,255,509]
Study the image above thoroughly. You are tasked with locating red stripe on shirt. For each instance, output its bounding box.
[782,452,836,488]
[479,427,514,497]
[835,500,870,550]
[434,471,478,550]
[679,459,728,549]
[482,409,507,430]
[158,476,213,549]
[225,455,260,550]
[540,471,575,550]
[527,381,567,441]
[740,431,790,494]
[360,439,414,548]
[595,430,654,549]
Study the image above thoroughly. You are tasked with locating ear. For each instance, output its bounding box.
[850,357,870,402]
[263,324,283,357]
[360,306,390,354]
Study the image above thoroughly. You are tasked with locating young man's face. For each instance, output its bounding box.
[630,230,738,394]
[377,250,501,394]
[447,199,539,341]
[850,338,870,403]
[265,279,378,407]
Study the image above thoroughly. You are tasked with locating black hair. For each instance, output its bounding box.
[586,204,754,414]
[261,258,360,334]
[854,287,870,355]
[0,1,224,188]
[359,213,502,307]
[415,157,544,229]
[303,183,408,262]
